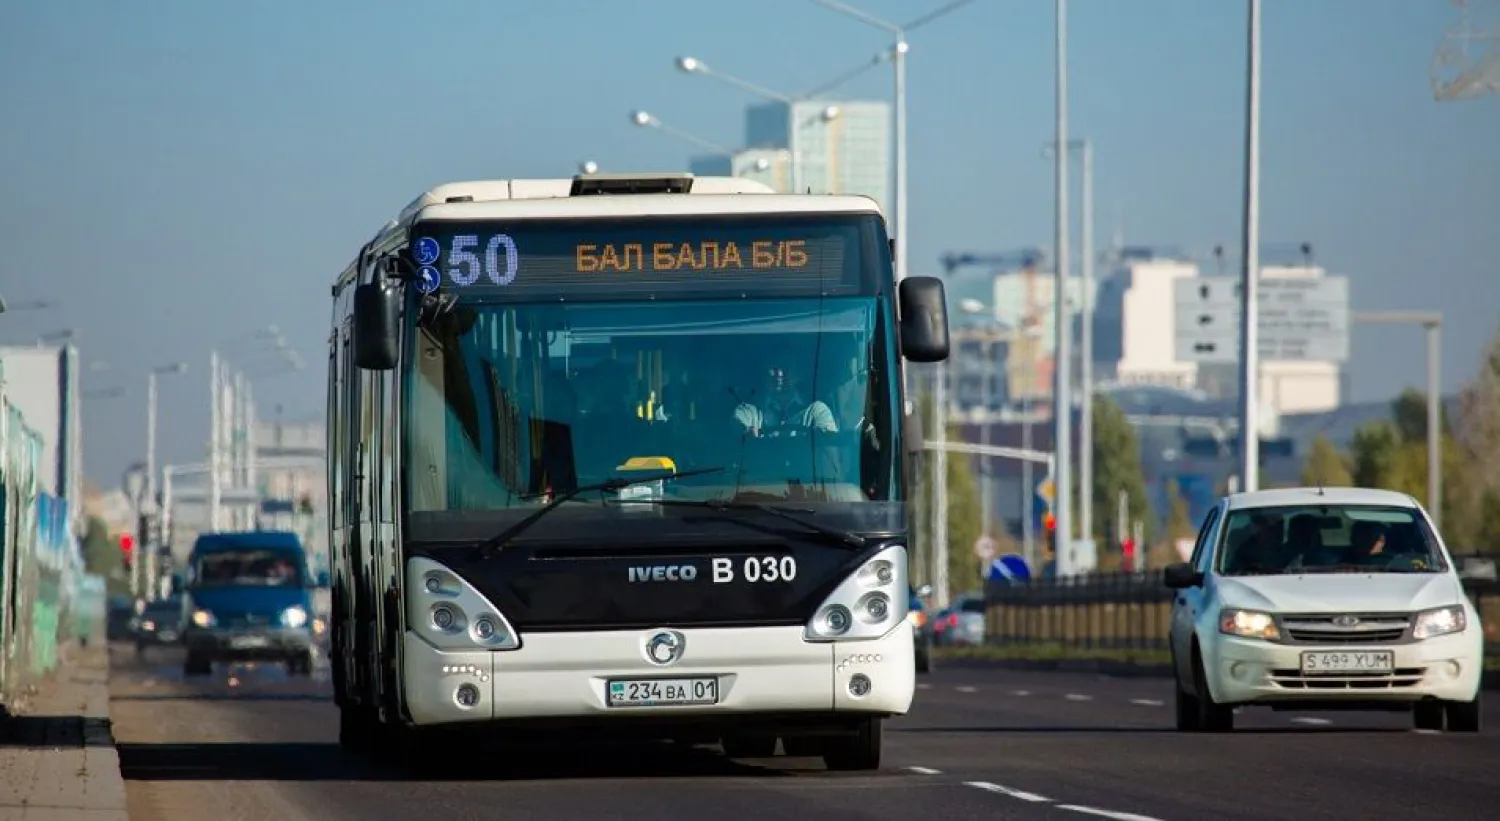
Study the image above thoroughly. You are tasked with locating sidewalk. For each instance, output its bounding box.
[0,638,128,820]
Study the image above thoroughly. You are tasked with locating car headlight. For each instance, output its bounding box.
[1218,608,1280,640]
[1413,605,1466,639]
[908,610,928,628]
[191,609,215,628]
[281,605,309,629]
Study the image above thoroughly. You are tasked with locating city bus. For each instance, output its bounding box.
[326,172,949,771]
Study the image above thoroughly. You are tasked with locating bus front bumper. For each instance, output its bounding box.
[400,623,915,728]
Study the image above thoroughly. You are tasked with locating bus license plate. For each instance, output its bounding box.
[607,677,719,707]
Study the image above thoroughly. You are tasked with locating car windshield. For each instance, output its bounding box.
[402,296,901,512]
[1216,504,1448,576]
[192,549,306,588]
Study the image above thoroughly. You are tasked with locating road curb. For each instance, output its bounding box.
[934,654,1500,690]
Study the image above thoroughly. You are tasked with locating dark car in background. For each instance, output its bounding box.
[134,595,185,655]
[180,530,321,677]
[910,584,934,673]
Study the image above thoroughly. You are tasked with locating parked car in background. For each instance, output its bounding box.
[1165,487,1483,733]
[910,584,934,673]
[933,593,987,647]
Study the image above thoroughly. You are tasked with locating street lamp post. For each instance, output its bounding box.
[1237,0,1264,493]
[809,0,978,285]
[1051,0,1075,577]
[145,361,187,600]
[1352,311,1445,529]
[1046,137,1095,544]
[629,110,737,158]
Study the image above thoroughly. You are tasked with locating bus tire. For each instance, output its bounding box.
[822,717,882,771]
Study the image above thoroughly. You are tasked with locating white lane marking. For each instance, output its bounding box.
[965,781,1052,802]
[1058,804,1165,821]
[1129,698,1163,707]
[906,766,942,775]
[956,685,978,693]
[1065,693,1093,701]
[1413,728,1441,736]
[1291,717,1331,726]
[917,683,932,689]
[1011,689,1031,696]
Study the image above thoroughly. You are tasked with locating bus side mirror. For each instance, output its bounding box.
[898,276,950,363]
[353,281,400,370]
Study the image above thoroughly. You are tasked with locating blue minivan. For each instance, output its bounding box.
[180,530,323,676]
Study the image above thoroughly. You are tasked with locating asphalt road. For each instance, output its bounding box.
[109,643,1499,821]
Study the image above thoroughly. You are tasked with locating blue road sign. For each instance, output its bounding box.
[987,553,1033,585]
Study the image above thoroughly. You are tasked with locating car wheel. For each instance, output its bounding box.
[183,653,212,677]
[916,646,932,674]
[1413,701,1445,731]
[1444,693,1481,733]
[822,717,882,771]
[1191,648,1234,732]
[1174,672,1200,731]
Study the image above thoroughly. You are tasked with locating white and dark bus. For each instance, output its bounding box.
[326,173,950,771]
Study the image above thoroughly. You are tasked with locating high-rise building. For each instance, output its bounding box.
[745,100,890,213]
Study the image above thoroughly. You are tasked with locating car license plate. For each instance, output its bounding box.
[607,677,719,707]
[158,630,178,642]
[229,635,270,649]
[1300,650,1394,674]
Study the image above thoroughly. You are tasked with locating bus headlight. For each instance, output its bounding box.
[804,544,909,642]
[406,556,520,652]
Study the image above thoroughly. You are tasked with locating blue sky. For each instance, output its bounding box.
[1,0,1497,486]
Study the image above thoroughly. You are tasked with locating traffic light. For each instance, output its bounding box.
[1121,537,1136,571]
[118,533,135,568]
[1042,512,1057,560]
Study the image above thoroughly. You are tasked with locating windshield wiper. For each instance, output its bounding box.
[469,467,726,561]
[635,498,868,550]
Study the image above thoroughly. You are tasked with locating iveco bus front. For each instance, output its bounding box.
[326,173,950,772]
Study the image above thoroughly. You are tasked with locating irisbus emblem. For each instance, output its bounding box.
[645,629,685,666]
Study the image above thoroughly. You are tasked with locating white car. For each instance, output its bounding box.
[1164,486,1483,733]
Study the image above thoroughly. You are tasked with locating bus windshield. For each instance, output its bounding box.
[402,295,902,513]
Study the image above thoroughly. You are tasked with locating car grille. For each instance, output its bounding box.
[1279,612,1411,644]
[219,612,275,629]
[1269,667,1426,689]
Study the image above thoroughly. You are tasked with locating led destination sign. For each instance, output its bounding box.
[408,214,882,300]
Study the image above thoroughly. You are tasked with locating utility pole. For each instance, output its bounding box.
[1051,0,1075,576]
[1236,0,1264,492]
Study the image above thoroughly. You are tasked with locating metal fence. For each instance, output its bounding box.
[982,566,1500,661]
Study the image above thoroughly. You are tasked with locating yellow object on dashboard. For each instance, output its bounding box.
[616,456,678,473]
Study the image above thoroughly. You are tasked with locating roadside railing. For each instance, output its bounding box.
[980,564,1500,665]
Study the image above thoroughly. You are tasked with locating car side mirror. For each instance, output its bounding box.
[1162,562,1203,590]
[353,280,401,370]
[897,276,950,363]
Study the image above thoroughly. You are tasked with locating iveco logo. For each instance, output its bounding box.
[1333,615,1361,627]
[629,564,697,582]
[645,630,684,666]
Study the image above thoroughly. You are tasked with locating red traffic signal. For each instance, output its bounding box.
[1042,512,1056,531]
[118,533,135,556]
[1121,538,1135,557]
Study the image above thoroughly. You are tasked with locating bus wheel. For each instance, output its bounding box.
[822,718,882,771]
[338,704,371,753]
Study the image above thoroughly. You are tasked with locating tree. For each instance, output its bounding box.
[908,389,986,600]
[1165,479,1194,541]
[80,515,129,596]
[1083,396,1152,545]
[1452,325,1500,551]
[1300,434,1352,487]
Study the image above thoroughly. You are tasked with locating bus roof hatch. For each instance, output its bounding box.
[570,172,694,196]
